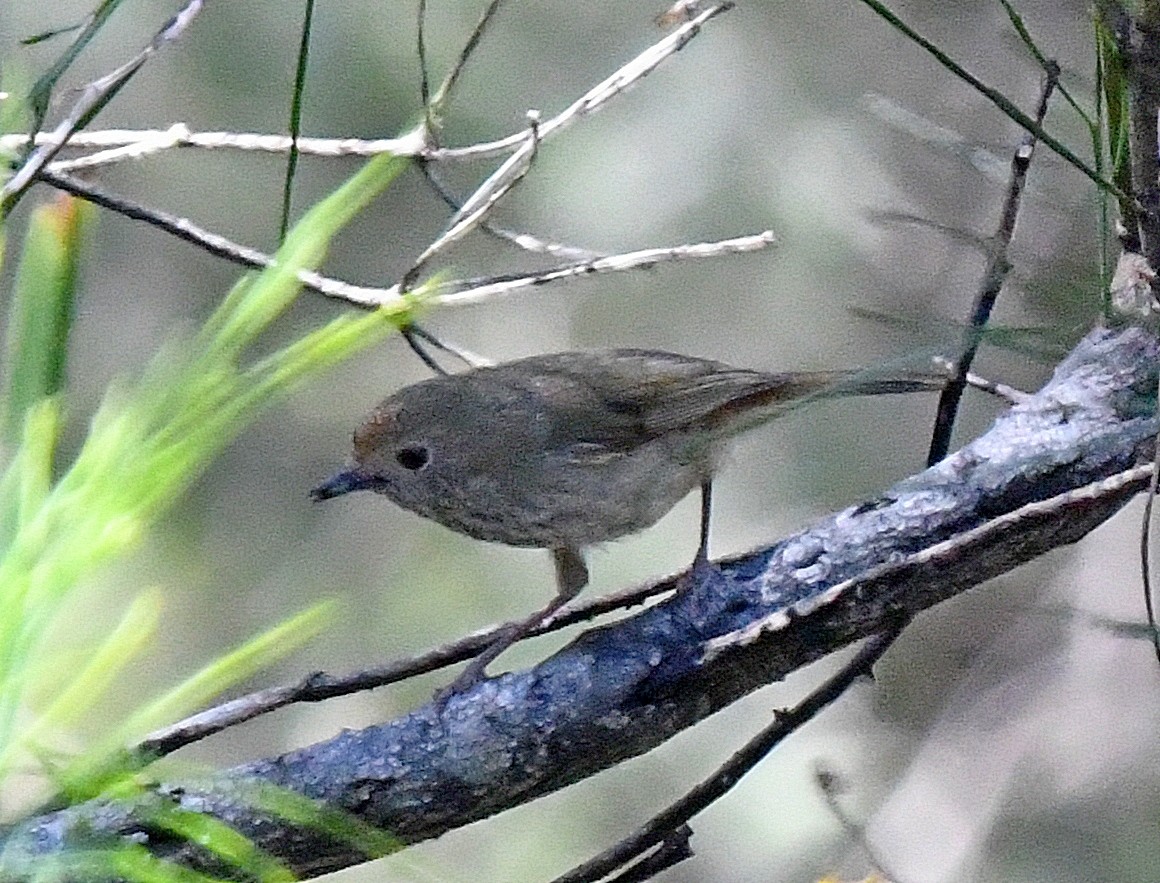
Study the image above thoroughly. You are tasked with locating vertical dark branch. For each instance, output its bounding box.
[926,67,1058,466]
[1125,8,1160,268]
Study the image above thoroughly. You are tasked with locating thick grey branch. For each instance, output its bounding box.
[6,325,1158,879]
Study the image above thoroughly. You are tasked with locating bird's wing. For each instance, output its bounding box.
[511,349,782,449]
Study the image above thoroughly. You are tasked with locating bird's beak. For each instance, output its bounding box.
[310,468,376,501]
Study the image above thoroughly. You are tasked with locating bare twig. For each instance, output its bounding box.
[417,162,602,260]
[928,356,1031,405]
[604,826,693,882]
[424,4,735,162]
[430,231,777,306]
[552,631,901,883]
[400,324,491,374]
[927,67,1057,465]
[8,122,651,273]
[405,324,490,368]
[0,126,424,166]
[417,0,432,111]
[412,0,596,262]
[38,162,773,312]
[4,2,732,189]
[32,164,418,306]
[139,574,678,756]
[400,327,451,375]
[428,0,509,115]
[1142,377,1160,667]
[5,0,723,176]
[19,3,744,317]
[404,111,541,289]
[1,0,205,212]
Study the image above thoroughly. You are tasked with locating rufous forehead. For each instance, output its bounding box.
[352,403,402,458]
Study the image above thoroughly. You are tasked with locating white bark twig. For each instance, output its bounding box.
[427,3,734,161]
[2,3,733,176]
[429,231,777,307]
[406,112,541,287]
[2,0,206,205]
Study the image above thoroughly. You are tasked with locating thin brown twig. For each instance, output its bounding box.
[929,356,1030,405]
[603,827,693,882]
[417,0,432,111]
[138,575,679,757]
[424,3,735,162]
[551,630,901,883]
[401,324,491,373]
[428,0,508,114]
[410,0,598,266]
[1140,379,1160,667]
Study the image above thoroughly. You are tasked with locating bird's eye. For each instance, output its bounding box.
[396,446,430,471]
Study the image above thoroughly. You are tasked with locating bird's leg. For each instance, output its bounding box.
[436,548,588,701]
[695,479,713,571]
[679,479,717,592]
[552,546,590,600]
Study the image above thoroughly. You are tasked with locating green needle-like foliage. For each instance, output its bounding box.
[0,146,419,877]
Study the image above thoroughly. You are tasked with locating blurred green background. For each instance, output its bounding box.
[3,1,1157,881]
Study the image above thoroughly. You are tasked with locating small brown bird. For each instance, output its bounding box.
[313,349,941,691]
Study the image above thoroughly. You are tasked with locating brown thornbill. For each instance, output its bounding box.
[313,348,942,693]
